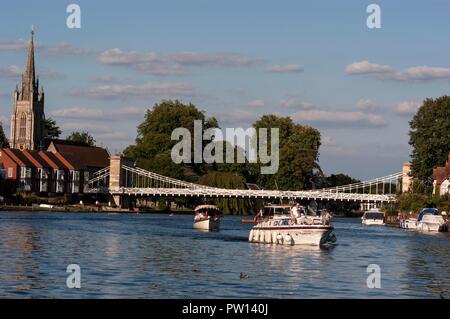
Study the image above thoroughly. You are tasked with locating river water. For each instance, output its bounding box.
[0,211,448,298]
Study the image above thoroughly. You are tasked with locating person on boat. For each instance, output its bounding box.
[291,204,300,218]
[254,209,263,222]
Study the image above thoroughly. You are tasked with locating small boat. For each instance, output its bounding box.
[416,208,448,232]
[361,209,385,226]
[247,204,335,246]
[193,204,221,231]
[399,218,418,230]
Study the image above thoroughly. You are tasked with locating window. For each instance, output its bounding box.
[19,113,27,138]
[8,167,13,178]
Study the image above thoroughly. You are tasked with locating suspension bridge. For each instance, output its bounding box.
[87,155,404,208]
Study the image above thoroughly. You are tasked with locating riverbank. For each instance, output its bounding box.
[0,204,195,214]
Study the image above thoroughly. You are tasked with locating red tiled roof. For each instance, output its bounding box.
[7,148,35,167]
[48,140,109,168]
[55,152,87,170]
[38,151,69,170]
[23,150,52,169]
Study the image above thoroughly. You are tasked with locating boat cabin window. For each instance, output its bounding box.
[263,206,290,217]
[364,212,384,220]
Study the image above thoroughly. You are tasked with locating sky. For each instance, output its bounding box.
[0,0,449,180]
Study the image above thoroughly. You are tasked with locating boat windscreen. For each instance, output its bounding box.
[364,212,384,220]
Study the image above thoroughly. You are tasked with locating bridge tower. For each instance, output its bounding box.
[109,154,134,208]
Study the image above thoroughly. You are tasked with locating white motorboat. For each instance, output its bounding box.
[193,205,221,231]
[361,209,385,226]
[247,205,336,246]
[399,218,418,230]
[416,208,448,232]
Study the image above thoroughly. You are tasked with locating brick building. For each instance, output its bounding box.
[433,153,450,196]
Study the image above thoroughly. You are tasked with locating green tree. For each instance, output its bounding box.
[43,117,62,139]
[252,115,321,190]
[66,131,96,146]
[124,99,218,179]
[409,96,450,187]
[0,123,9,148]
[326,174,359,187]
[198,171,252,215]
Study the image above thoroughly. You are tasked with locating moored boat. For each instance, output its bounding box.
[193,205,221,231]
[416,208,448,232]
[400,208,448,232]
[361,209,385,226]
[248,204,336,246]
[399,218,418,230]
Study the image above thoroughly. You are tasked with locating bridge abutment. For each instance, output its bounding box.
[109,154,134,209]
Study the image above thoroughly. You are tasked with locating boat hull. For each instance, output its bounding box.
[362,219,385,226]
[416,221,448,232]
[249,225,335,246]
[193,217,220,231]
[400,219,417,230]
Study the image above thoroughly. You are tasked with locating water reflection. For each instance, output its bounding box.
[0,212,448,298]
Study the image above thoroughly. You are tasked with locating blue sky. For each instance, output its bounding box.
[1,0,449,179]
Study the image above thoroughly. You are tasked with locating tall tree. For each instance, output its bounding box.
[409,96,450,186]
[252,115,321,190]
[0,123,9,148]
[198,171,252,215]
[66,131,96,146]
[124,99,218,180]
[43,117,61,139]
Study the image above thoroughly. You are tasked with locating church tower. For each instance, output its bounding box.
[9,29,45,150]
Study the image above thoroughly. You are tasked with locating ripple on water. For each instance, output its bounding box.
[0,212,448,298]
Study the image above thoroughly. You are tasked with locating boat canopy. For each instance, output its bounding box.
[418,208,439,221]
[194,205,220,212]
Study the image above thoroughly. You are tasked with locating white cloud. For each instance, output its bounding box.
[0,65,64,80]
[46,43,93,55]
[96,48,261,76]
[70,82,197,99]
[0,39,29,51]
[215,110,258,127]
[0,65,22,79]
[346,61,393,75]
[247,99,265,108]
[61,122,130,141]
[393,100,421,115]
[388,66,450,81]
[356,99,379,112]
[280,97,314,109]
[166,52,261,66]
[51,106,146,120]
[347,61,450,82]
[291,109,387,128]
[265,64,304,73]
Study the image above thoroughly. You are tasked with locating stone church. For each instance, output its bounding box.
[0,30,110,196]
[9,29,45,151]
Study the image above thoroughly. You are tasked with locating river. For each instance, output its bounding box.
[0,212,448,298]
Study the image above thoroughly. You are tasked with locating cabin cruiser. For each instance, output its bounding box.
[400,208,448,232]
[416,208,447,232]
[248,204,336,246]
[193,205,221,231]
[361,209,385,226]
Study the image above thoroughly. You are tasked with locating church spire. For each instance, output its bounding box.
[23,27,36,100]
